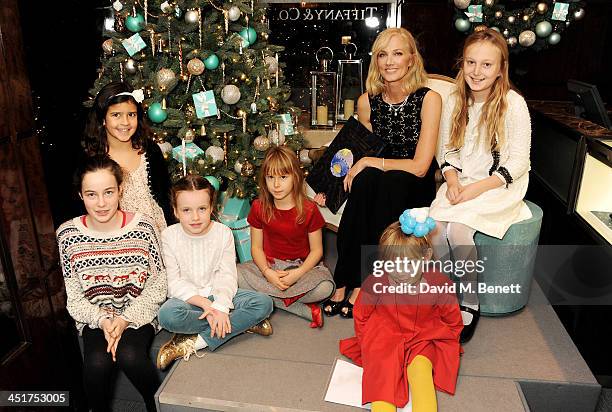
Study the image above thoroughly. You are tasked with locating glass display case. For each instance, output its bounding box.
[575,138,612,244]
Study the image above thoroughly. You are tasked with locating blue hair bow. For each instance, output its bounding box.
[399,208,436,238]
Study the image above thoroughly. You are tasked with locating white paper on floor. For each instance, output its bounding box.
[325,358,412,411]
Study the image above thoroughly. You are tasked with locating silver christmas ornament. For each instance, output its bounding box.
[228,6,241,22]
[574,8,585,21]
[124,58,137,74]
[184,129,196,142]
[536,3,548,15]
[507,36,518,47]
[535,21,553,37]
[268,130,280,146]
[502,29,510,37]
[264,56,278,74]
[187,58,205,75]
[205,145,225,163]
[518,30,536,47]
[453,0,471,10]
[495,11,503,19]
[548,33,561,45]
[160,1,172,13]
[221,85,241,105]
[454,18,471,32]
[507,15,516,24]
[185,9,199,25]
[250,102,258,114]
[253,136,270,151]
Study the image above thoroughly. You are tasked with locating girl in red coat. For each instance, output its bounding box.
[340,208,463,412]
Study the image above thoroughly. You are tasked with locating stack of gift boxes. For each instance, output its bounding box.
[217,192,252,263]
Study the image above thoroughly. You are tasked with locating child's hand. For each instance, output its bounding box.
[453,182,482,204]
[446,182,464,204]
[313,193,326,207]
[263,268,289,291]
[191,295,213,312]
[279,268,302,287]
[203,308,232,338]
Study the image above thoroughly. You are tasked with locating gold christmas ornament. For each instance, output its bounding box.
[114,14,126,32]
[474,25,487,32]
[102,39,114,54]
[484,0,495,6]
[522,14,530,22]
[507,15,516,24]
[536,3,548,14]
[253,135,270,151]
[495,11,503,19]
[187,58,205,75]
[240,160,255,177]
[507,36,518,47]
[185,9,199,24]
[185,105,196,119]
[453,0,470,10]
[156,68,176,89]
[518,30,536,47]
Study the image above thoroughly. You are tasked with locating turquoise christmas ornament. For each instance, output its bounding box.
[125,13,145,33]
[147,102,167,123]
[454,18,471,32]
[204,54,220,70]
[204,176,220,191]
[239,27,257,45]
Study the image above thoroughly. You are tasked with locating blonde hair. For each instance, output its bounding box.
[378,222,432,284]
[365,28,428,97]
[448,28,512,152]
[257,146,307,224]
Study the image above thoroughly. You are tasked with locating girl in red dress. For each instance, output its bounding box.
[237,146,335,328]
[340,208,463,412]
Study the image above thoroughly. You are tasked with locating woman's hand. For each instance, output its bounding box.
[446,182,464,204]
[263,268,289,291]
[343,157,370,192]
[313,193,326,207]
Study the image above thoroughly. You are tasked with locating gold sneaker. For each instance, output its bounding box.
[156,333,204,370]
[246,318,273,336]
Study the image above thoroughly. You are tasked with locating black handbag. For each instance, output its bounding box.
[306,117,385,214]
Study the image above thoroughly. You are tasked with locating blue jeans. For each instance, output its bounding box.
[158,289,273,351]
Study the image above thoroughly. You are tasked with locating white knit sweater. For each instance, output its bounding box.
[162,222,237,313]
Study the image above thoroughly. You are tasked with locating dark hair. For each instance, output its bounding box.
[171,174,217,214]
[83,82,150,156]
[74,154,124,194]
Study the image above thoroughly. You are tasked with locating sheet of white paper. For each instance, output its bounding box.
[325,359,412,411]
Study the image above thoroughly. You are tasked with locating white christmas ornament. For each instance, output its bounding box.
[205,145,225,163]
[269,129,280,146]
[234,159,243,173]
[299,149,311,165]
[158,141,173,155]
[160,1,173,13]
[228,6,241,22]
[112,1,123,11]
[221,85,241,105]
[253,135,270,151]
[185,9,199,25]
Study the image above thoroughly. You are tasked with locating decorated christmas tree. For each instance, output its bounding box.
[87,0,304,199]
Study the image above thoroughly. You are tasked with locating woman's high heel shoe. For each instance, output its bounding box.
[340,293,354,319]
[322,298,344,317]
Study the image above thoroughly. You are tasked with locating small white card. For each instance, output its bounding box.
[325,359,412,411]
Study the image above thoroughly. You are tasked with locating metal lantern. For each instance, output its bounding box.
[336,43,363,123]
[310,47,338,129]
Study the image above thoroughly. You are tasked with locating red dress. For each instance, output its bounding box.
[339,271,463,407]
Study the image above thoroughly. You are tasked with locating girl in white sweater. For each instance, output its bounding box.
[429,29,532,344]
[156,175,273,370]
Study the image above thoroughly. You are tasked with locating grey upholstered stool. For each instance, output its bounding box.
[474,200,544,316]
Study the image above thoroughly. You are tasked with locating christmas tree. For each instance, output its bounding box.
[87,0,304,199]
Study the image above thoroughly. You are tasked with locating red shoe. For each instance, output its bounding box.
[307,303,324,328]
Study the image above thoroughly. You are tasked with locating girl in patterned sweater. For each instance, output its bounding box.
[56,155,167,412]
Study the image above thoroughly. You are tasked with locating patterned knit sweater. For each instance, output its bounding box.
[56,213,167,334]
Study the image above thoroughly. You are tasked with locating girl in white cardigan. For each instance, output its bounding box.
[429,29,532,343]
[156,175,273,370]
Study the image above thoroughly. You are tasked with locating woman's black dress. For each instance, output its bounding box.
[334,87,437,289]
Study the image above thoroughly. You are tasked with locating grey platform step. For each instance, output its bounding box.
[155,282,600,412]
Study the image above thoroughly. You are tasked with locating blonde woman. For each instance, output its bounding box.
[429,29,532,343]
[319,28,442,318]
